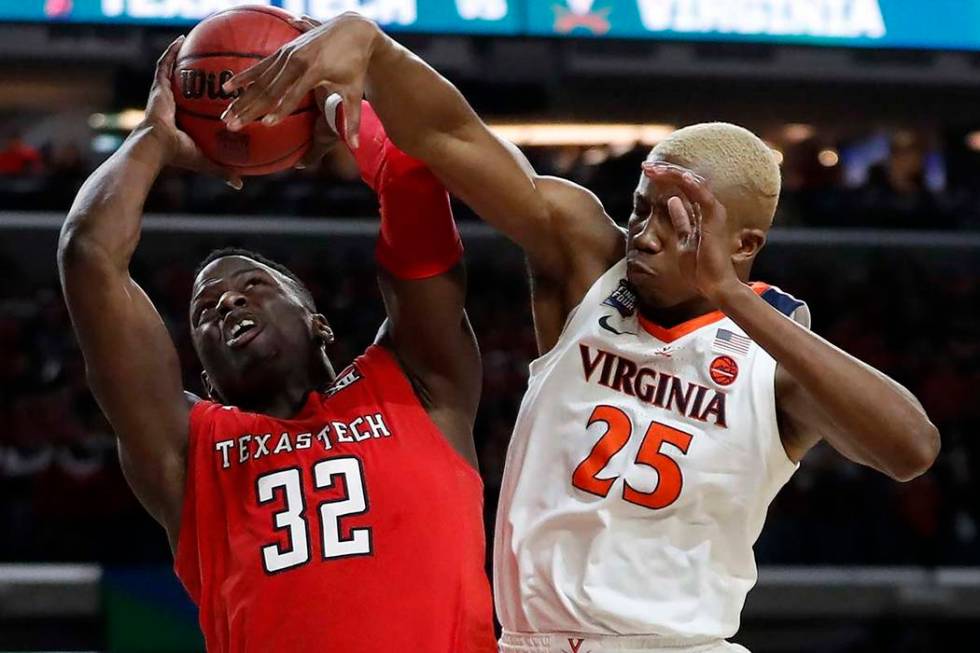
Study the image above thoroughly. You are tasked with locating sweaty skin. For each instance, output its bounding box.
[219,13,939,480]
[58,36,482,553]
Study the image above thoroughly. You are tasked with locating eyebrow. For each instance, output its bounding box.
[191,267,263,303]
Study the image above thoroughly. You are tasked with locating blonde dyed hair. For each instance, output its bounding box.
[649,122,781,229]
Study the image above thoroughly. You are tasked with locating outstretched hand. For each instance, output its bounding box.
[141,36,243,189]
[220,12,380,149]
[642,161,742,304]
[290,17,342,169]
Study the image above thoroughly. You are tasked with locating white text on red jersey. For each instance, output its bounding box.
[212,412,392,469]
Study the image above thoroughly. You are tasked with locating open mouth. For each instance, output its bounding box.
[225,317,262,348]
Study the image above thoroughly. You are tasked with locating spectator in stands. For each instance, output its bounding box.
[0,131,43,176]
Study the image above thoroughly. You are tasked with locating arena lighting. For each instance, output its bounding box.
[783,123,815,143]
[818,148,840,167]
[582,147,610,166]
[489,123,676,147]
[118,109,146,131]
[90,111,676,148]
[965,131,980,151]
[88,113,108,129]
[87,109,147,131]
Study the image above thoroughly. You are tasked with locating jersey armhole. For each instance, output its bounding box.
[528,303,580,376]
[360,344,485,484]
[767,361,802,475]
[173,399,214,602]
[528,258,628,376]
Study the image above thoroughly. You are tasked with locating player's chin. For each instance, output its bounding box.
[626,258,655,284]
[627,261,661,295]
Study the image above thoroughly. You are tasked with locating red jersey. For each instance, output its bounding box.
[175,344,496,652]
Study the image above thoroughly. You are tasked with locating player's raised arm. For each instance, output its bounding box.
[645,163,940,482]
[326,97,482,467]
[221,13,623,290]
[57,38,237,547]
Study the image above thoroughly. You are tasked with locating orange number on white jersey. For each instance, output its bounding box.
[572,405,693,510]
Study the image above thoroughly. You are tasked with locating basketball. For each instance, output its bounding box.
[171,6,315,176]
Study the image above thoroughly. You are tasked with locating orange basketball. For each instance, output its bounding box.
[171,6,315,176]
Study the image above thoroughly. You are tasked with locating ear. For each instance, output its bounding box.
[312,313,335,345]
[732,228,767,264]
[200,371,218,402]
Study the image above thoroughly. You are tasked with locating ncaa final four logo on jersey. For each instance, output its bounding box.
[325,365,362,397]
[602,279,636,317]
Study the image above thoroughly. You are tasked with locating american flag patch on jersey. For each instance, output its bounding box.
[712,328,752,356]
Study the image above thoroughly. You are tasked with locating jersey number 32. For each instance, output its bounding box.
[573,405,693,510]
[256,456,372,574]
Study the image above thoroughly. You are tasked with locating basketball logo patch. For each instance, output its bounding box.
[709,355,739,386]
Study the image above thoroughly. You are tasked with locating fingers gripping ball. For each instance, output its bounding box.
[171,6,315,176]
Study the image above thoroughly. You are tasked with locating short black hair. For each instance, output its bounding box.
[194,247,316,309]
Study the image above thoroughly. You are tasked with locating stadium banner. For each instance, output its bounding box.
[6,0,980,51]
[527,0,980,51]
[7,0,520,33]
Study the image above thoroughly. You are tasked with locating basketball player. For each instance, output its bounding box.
[222,14,941,653]
[58,37,495,652]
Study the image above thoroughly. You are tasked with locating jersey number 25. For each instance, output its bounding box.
[572,405,693,510]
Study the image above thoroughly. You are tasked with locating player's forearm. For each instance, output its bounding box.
[362,30,563,267]
[719,284,939,480]
[363,28,479,163]
[59,125,168,275]
[336,99,463,281]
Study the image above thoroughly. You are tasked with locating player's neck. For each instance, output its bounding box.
[232,360,335,419]
[636,294,718,329]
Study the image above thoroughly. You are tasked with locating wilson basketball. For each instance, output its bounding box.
[171,6,315,176]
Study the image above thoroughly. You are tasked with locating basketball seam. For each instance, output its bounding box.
[234,137,312,170]
[176,7,299,64]
[176,52,267,64]
[213,6,298,29]
[176,106,315,121]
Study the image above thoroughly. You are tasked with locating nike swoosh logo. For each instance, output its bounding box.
[598,315,637,336]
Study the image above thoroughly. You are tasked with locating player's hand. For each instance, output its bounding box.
[294,87,341,169]
[220,11,380,148]
[289,18,341,169]
[642,161,743,304]
[141,36,243,189]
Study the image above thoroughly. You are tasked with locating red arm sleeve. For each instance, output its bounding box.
[333,98,463,280]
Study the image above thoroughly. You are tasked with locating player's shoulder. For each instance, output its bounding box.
[755,282,810,329]
[535,176,625,271]
[538,176,619,230]
[340,343,411,398]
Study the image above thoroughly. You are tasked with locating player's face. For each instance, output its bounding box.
[189,256,320,400]
[625,171,701,308]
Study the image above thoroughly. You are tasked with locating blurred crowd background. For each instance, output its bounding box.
[0,152,976,568]
[3,123,980,231]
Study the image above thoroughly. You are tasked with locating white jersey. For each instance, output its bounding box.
[494,259,805,643]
